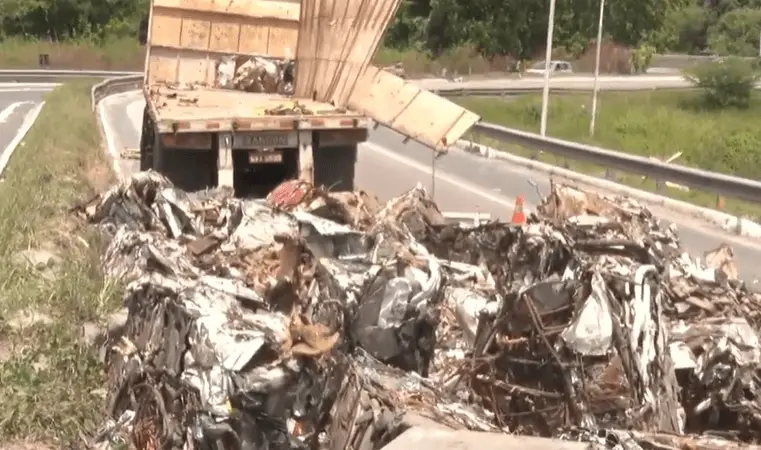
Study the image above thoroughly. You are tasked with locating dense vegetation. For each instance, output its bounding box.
[2,0,761,60]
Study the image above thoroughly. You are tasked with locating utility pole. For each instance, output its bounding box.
[431,148,447,200]
[431,149,436,200]
[539,0,557,136]
[589,0,606,136]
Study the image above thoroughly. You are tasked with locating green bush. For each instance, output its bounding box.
[630,44,655,73]
[684,57,760,108]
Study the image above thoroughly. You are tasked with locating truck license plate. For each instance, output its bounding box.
[249,151,283,164]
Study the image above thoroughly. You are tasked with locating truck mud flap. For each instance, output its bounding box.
[348,66,480,151]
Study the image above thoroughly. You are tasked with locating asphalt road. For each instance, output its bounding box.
[0,83,53,164]
[102,90,761,284]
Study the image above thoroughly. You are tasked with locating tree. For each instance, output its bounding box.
[0,0,148,41]
[708,8,761,55]
[685,57,761,108]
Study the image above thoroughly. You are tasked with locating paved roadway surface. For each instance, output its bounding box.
[0,83,54,161]
[102,90,761,284]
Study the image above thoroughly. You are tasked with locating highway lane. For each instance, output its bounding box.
[0,83,54,173]
[103,91,761,284]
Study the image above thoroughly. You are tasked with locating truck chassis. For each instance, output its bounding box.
[139,105,366,196]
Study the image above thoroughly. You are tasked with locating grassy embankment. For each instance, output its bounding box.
[0,82,121,445]
[0,37,516,76]
[456,92,761,219]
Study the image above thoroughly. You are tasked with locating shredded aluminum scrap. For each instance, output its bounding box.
[382,63,406,79]
[216,55,295,95]
[77,174,761,450]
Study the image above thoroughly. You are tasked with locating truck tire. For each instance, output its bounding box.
[160,149,217,192]
[314,144,357,191]
[141,107,216,192]
[139,106,155,172]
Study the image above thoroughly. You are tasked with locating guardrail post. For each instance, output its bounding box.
[473,130,484,155]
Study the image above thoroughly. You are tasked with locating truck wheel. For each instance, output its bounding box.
[159,149,217,192]
[144,118,215,191]
[314,144,357,191]
[139,106,154,171]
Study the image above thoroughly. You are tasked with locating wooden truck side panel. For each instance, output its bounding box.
[142,0,480,151]
[144,0,300,86]
[292,0,400,107]
[348,66,480,151]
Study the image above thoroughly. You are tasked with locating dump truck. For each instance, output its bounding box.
[139,0,480,196]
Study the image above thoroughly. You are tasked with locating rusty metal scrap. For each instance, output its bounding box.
[76,175,761,450]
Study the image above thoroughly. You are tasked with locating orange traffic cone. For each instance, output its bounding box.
[511,195,526,225]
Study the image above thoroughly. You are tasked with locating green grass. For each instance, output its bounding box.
[0,82,121,445]
[0,37,514,76]
[375,46,516,76]
[0,36,145,71]
[456,92,761,219]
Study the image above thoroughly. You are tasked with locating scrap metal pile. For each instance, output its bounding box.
[215,55,295,95]
[77,173,761,450]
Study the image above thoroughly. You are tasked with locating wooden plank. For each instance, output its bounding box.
[266,21,299,58]
[294,0,318,96]
[328,0,401,106]
[294,0,402,104]
[152,0,300,22]
[149,47,216,85]
[208,17,241,52]
[348,68,480,150]
[147,2,299,84]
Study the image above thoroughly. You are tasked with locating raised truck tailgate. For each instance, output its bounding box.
[292,0,480,150]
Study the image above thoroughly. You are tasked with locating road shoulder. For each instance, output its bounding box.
[0,81,121,444]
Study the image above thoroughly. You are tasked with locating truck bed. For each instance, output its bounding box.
[145,85,368,134]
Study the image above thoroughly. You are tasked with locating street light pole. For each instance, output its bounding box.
[589,0,606,136]
[539,0,557,137]
[431,149,436,200]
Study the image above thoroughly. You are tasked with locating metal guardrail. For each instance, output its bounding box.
[20,69,758,208]
[471,123,761,205]
[3,69,696,95]
[90,75,143,110]
[0,69,140,82]
[428,86,696,96]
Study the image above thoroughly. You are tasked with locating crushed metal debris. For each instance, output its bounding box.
[76,173,761,450]
[216,55,295,95]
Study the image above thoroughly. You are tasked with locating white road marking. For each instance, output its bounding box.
[0,88,55,93]
[98,102,124,178]
[0,102,29,123]
[0,102,45,174]
[0,83,60,89]
[125,97,144,136]
[362,141,527,209]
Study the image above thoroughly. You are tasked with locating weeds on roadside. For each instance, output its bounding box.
[684,57,761,109]
[0,82,121,444]
[456,92,761,219]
